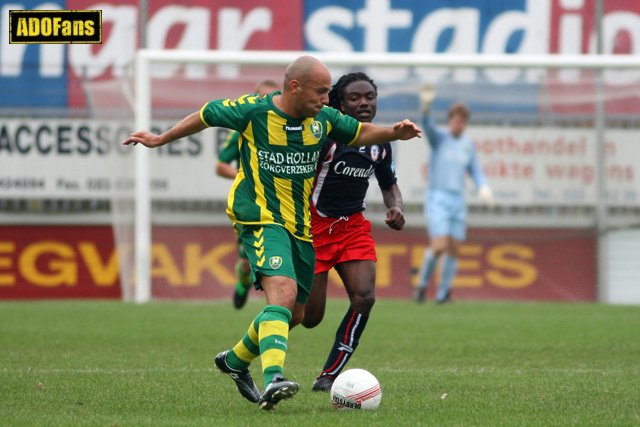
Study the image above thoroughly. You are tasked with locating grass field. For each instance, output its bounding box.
[1,299,639,426]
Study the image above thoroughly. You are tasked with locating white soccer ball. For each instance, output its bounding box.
[330,368,382,410]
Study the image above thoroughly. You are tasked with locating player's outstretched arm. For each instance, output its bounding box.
[352,120,421,147]
[382,184,405,231]
[122,111,207,148]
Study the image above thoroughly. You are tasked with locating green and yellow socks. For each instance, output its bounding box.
[258,305,291,386]
[225,305,292,387]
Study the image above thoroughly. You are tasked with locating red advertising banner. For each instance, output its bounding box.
[0,225,596,301]
[371,227,596,302]
[65,0,304,109]
[547,0,640,114]
[0,226,120,299]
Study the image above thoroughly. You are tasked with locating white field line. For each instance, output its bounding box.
[1,367,636,375]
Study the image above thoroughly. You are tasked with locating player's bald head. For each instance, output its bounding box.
[279,55,332,118]
[283,55,330,89]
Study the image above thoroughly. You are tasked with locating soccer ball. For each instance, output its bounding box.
[330,369,382,410]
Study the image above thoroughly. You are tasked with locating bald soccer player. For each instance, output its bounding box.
[123,56,421,411]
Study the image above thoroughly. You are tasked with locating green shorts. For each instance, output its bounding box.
[237,223,315,304]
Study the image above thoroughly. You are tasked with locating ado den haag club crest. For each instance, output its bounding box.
[269,256,283,269]
[310,121,323,141]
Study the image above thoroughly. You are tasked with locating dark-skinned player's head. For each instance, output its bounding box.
[328,72,378,123]
[282,55,331,117]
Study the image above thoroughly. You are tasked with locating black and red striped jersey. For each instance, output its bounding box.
[312,140,397,218]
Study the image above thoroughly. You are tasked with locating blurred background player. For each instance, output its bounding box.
[415,88,493,304]
[216,79,279,309]
[299,72,405,392]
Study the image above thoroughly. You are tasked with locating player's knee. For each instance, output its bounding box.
[430,239,446,255]
[277,290,297,310]
[446,242,460,257]
[351,293,375,315]
[432,246,446,257]
[302,310,324,329]
[262,277,297,309]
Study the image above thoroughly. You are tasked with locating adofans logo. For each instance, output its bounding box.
[9,10,102,44]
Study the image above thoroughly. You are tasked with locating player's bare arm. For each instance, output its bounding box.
[216,162,238,179]
[382,184,404,231]
[122,111,206,147]
[352,119,421,146]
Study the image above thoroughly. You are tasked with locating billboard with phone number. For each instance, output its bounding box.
[1,118,638,205]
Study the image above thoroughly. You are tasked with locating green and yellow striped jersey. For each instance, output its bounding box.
[200,91,362,242]
[217,131,240,164]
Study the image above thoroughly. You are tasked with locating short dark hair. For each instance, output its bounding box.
[254,79,279,92]
[448,102,470,120]
[328,72,377,110]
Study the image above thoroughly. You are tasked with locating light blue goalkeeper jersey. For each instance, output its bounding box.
[423,115,487,194]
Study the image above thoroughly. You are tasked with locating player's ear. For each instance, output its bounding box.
[290,79,301,95]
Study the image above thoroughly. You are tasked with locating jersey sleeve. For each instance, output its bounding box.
[375,143,398,191]
[422,113,446,149]
[467,142,488,188]
[199,94,259,131]
[217,131,240,164]
[324,107,362,145]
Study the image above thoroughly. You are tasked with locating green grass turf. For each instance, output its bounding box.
[0,299,639,426]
